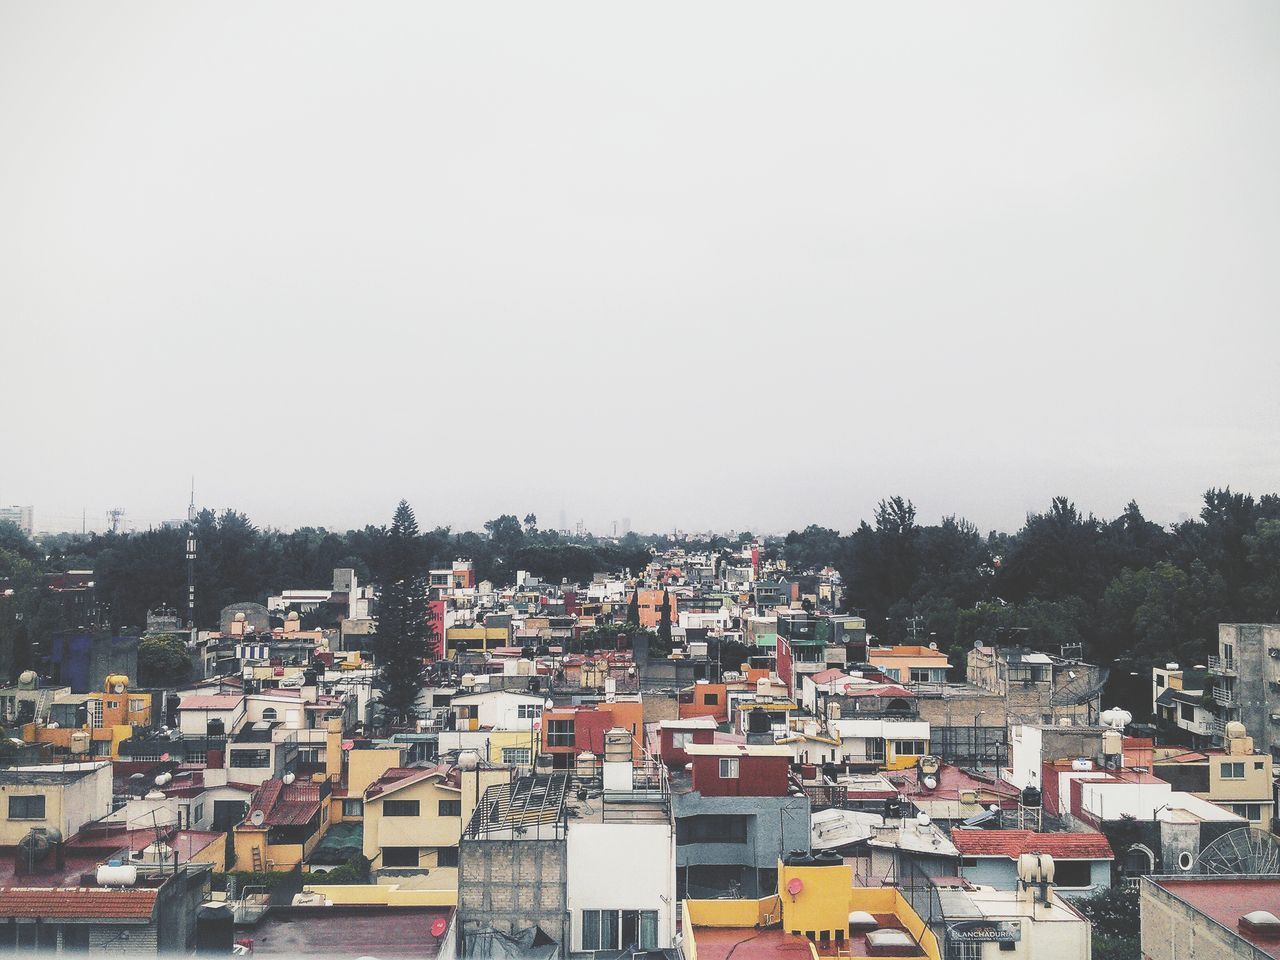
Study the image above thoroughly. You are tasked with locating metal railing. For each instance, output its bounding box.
[1212,686,1237,707]
[1207,656,1236,674]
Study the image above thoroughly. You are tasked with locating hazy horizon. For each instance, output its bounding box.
[3,3,1278,538]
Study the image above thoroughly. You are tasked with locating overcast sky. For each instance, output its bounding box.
[2,3,1278,537]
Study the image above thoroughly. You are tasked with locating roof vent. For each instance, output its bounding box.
[1240,912,1280,936]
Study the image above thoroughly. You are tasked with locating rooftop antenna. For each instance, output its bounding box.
[107,508,126,534]
[185,479,197,634]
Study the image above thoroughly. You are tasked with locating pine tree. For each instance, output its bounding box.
[657,588,672,648]
[627,590,640,626]
[374,501,429,726]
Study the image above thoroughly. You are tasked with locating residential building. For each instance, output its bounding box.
[26,674,152,760]
[363,761,509,885]
[541,697,644,770]
[1154,663,1215,747]
[966,643,1106,725]
[634,589,676,630]
[671,743,810,898]
[951,829,1114,897]
[1150,730,1274,826]
[867,645,951,684]
[1208,623,1280,760]
[680,855,943,960]
[0,762,112,844]
[232,777,332,871]
[1141,875,1280,960]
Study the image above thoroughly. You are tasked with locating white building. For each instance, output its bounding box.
[937,882,1091,960]
[0,505,33,535]
[450,689,547,732]
[566,820,677,953]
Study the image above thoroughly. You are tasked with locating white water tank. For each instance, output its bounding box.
[457,750,481,771]
[1072,758,1093,772]
[97,861,138,887]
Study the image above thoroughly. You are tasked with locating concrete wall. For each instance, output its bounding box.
[673,792,810,897]
[1141,877,1272,960]
[457,838,568,950]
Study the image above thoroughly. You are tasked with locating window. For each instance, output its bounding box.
[909,668,932,683]
[719,758,739,779]
[129,698,147,712]
[671,732,693,749]
[502,747,532,766]
[8,796,45,820]
[582,910,658,951]
[438,799,462,817]
[262,707,278,722]
[436,846,459,867]
[1180,703,1196,722]
[703,693,719,705]
[892,740,927,757]
[546,719,575,748]
[1221,762,1246,780]
[381,846,419,867]
[383,799,420,817]
[1155,675,1166,688]
[1053,860,1092,887]
[342,799,364,818]
[193,803,204,824]
[677,815,747,844]
[955,942,983,960]
[960,858,978,868]
[230,749,272,768]
[297,748,321,766]
[1232,803,1263,821]
[517,703,541,719]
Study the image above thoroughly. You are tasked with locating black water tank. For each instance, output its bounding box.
[165,694,180,728]
[1020,786,1042,808]
[207,718,226,738]
[813,851,843,865]
[303,668,318,687]
[884,797,904,820]
[74,703,89,727]
[195,904,234,955]
[747,709,771,735]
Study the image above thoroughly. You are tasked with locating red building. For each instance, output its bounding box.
[685,743,792,798]
[653,717,719,770]
[541,698,645,769]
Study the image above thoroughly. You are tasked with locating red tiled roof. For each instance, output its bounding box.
[951,829,1114,860]
[0,887,158,920]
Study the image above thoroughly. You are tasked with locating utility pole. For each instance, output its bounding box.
[186,480,197,635]
[905,615,925,643]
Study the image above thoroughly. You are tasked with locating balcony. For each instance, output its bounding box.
[1212,686,1237,707]
[1207,656,1236,675]
[1211,718,1229,740]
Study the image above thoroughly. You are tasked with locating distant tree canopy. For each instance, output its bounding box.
[3,487,1279,682]
[137,634,193,688]
[776,489,1280,668]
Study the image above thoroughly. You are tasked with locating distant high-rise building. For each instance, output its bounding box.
[0,505,34,535]
[621,517,632,536]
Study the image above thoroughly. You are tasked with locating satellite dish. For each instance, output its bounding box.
[786,877,804,896]
[250,809,266,827]
[430,918,448,938]
[1199,828,1280,876]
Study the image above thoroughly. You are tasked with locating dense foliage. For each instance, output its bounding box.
[373,502,431,725]
[1075,886,1140,960]
[779,489,1280,668]
[3,486,1279,689]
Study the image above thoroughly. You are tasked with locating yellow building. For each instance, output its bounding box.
[682,857,942,960]
[362,762,510,888]
[232,777,332,872]
[445,625,510,656]
[26,675,151,760]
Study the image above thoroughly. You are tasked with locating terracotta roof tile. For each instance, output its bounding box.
[0,887,158,920]
[951,829,1114,860]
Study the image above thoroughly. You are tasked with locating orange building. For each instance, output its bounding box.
[679,683,728,724]
[26,674,152,760]
[635,589,677,630]
[866,645,951,684]
[541,697,645,769]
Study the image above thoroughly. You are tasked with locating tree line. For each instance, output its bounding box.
[782,489,1280,667]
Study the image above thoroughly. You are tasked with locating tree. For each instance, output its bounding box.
[1075,885,1139,960]
[374,501,430,726]
[656,589,672,653]
[627,590,640,626]
[137,634,193,688]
